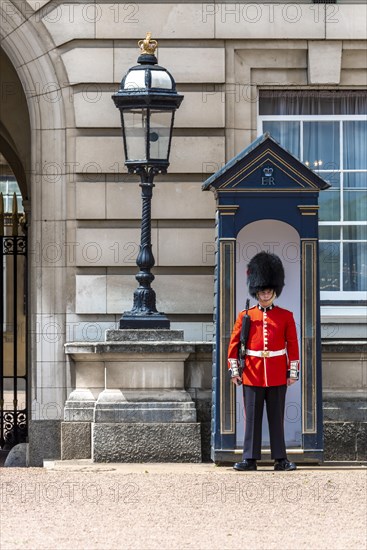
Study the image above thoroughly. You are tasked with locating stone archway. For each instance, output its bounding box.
[1,1,69,460]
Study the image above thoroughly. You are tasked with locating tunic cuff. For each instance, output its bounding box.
[228,358,240,378]
[287,360,299,380]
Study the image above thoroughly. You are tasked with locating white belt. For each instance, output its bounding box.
[246,348,286,358]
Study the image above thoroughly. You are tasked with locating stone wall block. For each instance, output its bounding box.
[105,181,215,220]
[62,48,113,85]
[42,4,95,46]
[106,274,215,315]
[74,227,158,267]
[215,4,325,39]
[61,422,91,459]
[326,5,367,40]
[308,41,342,84]
[158,228,215,266]
[96,4,214,39]
[158,48,225,83]
[75,275,107,314]
[75,136,225,174]
[322,353,364,390]
[323,422,357,461]
[356,424,367,461]
[105,361,185,390]
[76,182,106,219]
[28,420,61,466]
[92,423,202,462]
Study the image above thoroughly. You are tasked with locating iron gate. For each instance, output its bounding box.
[0,193,27,449]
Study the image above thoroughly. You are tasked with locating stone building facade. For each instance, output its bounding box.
[0,1,366,463]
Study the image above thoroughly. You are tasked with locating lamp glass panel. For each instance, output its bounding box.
[123,109,148,162]
[149,110,174,161]
[151,71,172,90]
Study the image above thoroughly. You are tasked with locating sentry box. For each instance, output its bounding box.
[202,133,330,464]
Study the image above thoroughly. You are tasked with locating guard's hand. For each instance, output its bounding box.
[231,376,242,386]
[287,378,297,386]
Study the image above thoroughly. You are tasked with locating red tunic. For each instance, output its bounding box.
[227,304,299,387]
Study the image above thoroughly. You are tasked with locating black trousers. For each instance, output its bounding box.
[242,385,287,460]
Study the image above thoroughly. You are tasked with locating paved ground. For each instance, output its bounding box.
[0,462,366,550]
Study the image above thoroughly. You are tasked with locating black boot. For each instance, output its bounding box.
[233,459,257,471]
[274,458,297,471]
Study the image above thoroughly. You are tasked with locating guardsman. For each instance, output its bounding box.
[228,251,299,471]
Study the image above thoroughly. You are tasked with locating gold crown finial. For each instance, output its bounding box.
[138,32,158,56]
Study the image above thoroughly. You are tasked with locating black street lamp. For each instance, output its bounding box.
[112,33,184,329]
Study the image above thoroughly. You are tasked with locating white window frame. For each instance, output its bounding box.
[257,114,367,301]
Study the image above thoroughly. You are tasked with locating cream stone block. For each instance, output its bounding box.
[61,48,113,85]
[105,362,184,390]
[14,52,60,108]
[76,182,106,219]
[114,47,225,85]
[107,276,136,313]
[32,174,66,221]
[322,354,364,390]
[75,275,107,314]
[236,48,307,69]
[106,274,215,315]
[40,361,67,392]
[326,5,367,40]
[39,220,67,267]
[106,182,141,219]
[175,91,225,128]
[35,313,66,364]
[233,129,253,157]
[341,50,367,70]
[75,136,225,174]
[153,182,215,220]
[74,228,158,267]
[4,21,45,65]
[33,386,66,418]
[113,49,144,83]
[75,136,126,174]
[74,90,119,128]
[340,70,367,87]
[170,136,225,174]
[158,48,225,83]
[75,362,105,389]
[105,181,216,220]
[40,266,66,314]
[96,4,214,39]
[251,69,307,88]
[42,4,95,47]
[158,228,215,266]
[308,41,342,85]
[74,90,224,129]
[215,4,325,39]
[40,129,66,168]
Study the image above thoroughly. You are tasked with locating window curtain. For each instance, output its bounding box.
[259,90,367,115]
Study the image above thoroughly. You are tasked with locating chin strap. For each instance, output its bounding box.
[256,290,277,308]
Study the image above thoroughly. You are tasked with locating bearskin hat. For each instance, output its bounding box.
[247,251,285,298]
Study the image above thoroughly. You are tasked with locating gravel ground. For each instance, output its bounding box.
[0,462,366,550]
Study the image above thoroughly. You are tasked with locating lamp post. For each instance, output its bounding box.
[112,33,183,329]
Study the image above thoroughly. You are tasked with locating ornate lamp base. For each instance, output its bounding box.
[119,313,170,329]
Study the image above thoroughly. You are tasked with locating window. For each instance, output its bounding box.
[258,91,367,300]
[0,177,23,213]
[0,177,24,332]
